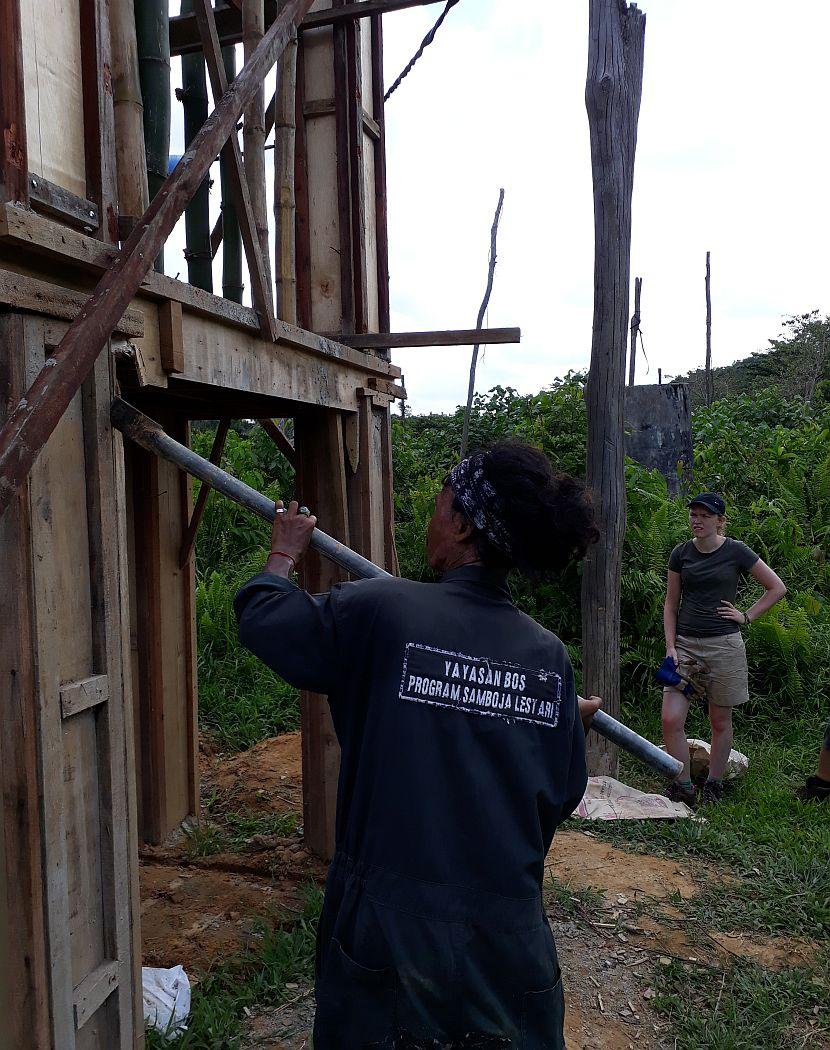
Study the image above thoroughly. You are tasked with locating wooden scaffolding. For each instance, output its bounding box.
[0,0,524,1043]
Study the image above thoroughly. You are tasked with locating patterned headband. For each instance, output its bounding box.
[448,453,513,557]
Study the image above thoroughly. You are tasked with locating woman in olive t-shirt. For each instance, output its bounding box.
[662,493,787,806]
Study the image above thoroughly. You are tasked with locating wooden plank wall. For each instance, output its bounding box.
[19,0,87,197]
[0,314,140,1048]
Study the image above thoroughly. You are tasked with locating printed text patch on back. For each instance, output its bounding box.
[399,643,562,729]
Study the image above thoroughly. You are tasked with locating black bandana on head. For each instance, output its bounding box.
[448,453,512,557]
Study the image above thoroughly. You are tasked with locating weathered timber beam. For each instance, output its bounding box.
[28,174,99,232]
[0,271,144,337]
[258,417,296,466]
[338,327,522,350]
[0,0,316,519]
[194,0,276,335]
[178,418,230,567]
[0,208,401,379]
[170,0,443,56]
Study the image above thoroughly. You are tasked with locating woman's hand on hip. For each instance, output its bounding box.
[666,646,679,666]
[716,600,745,624]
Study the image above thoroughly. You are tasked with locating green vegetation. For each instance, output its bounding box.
[146,886,321,1049]
[184,808,298,859]
[680,310,830,406]
[655,957,829,1050]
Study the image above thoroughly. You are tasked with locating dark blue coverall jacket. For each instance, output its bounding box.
[235,565,587,1050]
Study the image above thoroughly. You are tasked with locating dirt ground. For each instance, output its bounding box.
[139,734,823,1048]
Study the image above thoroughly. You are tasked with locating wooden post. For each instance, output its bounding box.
[109,0,150,226]
[80,0,119,244]
[274,27,298,323]
[0,315,50,1049]
[705,250,713,406]
[370,12,391,333]
[294,410,350,860]
[628,274,641,386]
[581,0,645,777]
[243,0,274,305]
[0,0,28,206]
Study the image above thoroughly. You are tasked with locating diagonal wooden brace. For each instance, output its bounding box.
[0,0,315,519]
[194,0,276,336]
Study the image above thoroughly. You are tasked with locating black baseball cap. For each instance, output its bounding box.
[688,492,726,515]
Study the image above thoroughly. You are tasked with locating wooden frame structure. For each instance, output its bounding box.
[0,0,520,1044]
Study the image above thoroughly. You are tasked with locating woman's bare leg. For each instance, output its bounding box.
[662,689,692,781]
[708,702,734,780]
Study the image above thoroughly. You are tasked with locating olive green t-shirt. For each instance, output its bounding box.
[668,538,760,637]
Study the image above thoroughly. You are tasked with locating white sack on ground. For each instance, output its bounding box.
[142,965,191,1039]
[685,738,749,782]
[574,776,693,820]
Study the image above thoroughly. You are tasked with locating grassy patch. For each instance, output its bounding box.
[545,876,605,922]
[582,709,830,938]
[654,957,830,1050]
[184,809,299,859]
[146,884,322,1049]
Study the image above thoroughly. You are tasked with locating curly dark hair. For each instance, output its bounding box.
[451,441,599,575]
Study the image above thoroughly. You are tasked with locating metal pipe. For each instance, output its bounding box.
[111,399,682,780]
[111,399,388,581]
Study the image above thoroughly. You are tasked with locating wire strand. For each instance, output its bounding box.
[384,0,462,102]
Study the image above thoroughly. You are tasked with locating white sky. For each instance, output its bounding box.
[166,1,830,415]
[381,0,830,412]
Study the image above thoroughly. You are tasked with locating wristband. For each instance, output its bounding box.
[743,611,750,625]
[269,550,296,569]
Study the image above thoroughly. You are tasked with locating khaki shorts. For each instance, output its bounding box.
[666,633,749,708]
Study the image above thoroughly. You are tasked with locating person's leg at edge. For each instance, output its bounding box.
[818,724,830,782]
[662,689,693,797]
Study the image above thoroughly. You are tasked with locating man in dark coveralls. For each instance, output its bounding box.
[235,442,601,1049]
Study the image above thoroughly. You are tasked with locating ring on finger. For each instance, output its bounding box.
[299,505,311,516]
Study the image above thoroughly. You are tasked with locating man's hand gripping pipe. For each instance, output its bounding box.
[111,399,683,781]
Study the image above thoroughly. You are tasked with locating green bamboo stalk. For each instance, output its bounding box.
[179,0,212,291]
[135,0,171,272]
[221,45,243,303]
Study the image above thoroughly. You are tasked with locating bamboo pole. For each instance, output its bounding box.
[274,27,298,324]
[110,0,150,224]
[0,0,317,519]
[179,0,213,291]
[135,0,171,271]
[220,45,244,303]
[582,0,646,778]
[243,0,274,307]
